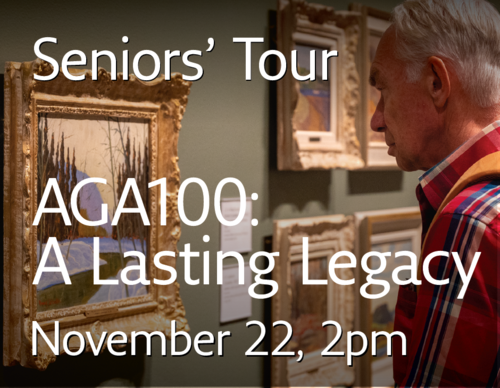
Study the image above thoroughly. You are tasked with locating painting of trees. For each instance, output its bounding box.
[35,113,150,309]
[37,114,81,244]
[112,127,149,254]
[37,114,149,248]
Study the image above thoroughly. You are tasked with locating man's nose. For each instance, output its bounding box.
[370,99,386,133]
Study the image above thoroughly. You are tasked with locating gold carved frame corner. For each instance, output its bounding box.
[277,0,364,170]
[4,59,191,369]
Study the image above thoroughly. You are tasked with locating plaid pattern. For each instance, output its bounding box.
[393,123,500,387]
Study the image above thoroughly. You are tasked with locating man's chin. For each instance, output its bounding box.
[390,149,417,171]
[395,156,418,172]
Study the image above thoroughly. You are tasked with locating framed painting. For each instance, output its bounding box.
[354,207,421,387]
[349,4,396,169]
[277,0,364,170]
[272,214,355,387]
[4,59,191,369]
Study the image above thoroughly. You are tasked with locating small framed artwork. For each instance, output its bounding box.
[272,214,355,387]
[354,207,422,387]
[277,0,364,170]
[349,4,396,169]
[4,60,191,369]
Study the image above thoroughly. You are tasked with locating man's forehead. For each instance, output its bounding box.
[370,26,398,84]
[376,25,397,56]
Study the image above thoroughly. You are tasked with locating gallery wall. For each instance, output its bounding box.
[2,0,498,386]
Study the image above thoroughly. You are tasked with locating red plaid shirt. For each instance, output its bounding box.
[393,122,500,387]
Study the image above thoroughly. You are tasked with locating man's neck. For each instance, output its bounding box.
[441,103,500,158]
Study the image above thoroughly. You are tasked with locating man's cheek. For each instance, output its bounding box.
[384,98,401,127]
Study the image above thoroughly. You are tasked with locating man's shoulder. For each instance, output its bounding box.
[440,179,500,234]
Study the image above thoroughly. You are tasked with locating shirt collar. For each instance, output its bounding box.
[418,121,500,211]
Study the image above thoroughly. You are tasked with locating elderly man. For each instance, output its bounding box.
[370,0,500,386]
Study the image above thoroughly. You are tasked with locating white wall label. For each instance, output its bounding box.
[220,264,252,323]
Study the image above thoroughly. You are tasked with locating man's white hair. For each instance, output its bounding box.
[392,0,500,108]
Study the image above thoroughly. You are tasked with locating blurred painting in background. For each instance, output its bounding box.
[293,44,330,132]
[370,238,413,355]
[289,257,328,355]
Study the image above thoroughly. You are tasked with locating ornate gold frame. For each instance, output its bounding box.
[4,60,190,369]
[277,0,364,170]
[354,207,421,387]
[349,4,397,169]
[272,214,355,387]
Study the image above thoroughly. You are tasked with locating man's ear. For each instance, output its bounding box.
[426,56,450,109]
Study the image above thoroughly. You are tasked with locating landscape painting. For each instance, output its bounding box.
[289,257,328,355]
[36,113,150,312]
[293,44,331,132]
